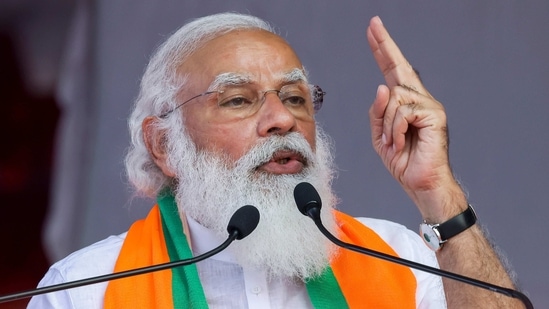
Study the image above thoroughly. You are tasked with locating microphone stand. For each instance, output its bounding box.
[305,206,534,309]
[0,230,239,303]
[0,204,260,304]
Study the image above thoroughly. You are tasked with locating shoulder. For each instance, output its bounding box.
[353,217,433,264]
[354,217,447,308]
[27,233,127,309]
[50,233,127,281]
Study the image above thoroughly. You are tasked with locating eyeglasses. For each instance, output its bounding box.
[159,83,326,120]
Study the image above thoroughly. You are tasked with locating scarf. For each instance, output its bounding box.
[104,193,417,308]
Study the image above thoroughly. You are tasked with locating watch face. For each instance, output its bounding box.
[420,224,442,251]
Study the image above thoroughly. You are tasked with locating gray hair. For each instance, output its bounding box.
[125,12,275,197]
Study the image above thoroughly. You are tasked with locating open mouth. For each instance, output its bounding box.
[271,150,304,164]
[257,149,307,174]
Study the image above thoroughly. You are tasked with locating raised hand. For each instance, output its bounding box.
[367,16,464,221]
[366,17,522,308]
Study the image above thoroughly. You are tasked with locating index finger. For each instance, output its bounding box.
[367,16,429,95]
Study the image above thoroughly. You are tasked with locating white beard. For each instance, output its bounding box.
[166,127,339,279]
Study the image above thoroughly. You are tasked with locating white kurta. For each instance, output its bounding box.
[28,216,446,308]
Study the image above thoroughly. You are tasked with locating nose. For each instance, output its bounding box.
[256,91,297,136]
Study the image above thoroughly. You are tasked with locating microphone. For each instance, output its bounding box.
[293,182,534,309]
[0,205,260,304]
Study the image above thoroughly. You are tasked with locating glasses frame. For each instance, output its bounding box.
[159,84,325,119]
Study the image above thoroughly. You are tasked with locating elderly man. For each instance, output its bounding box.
[29,12,520,308]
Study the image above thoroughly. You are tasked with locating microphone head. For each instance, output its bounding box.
[227,205,260,240]
[293,182,322,216]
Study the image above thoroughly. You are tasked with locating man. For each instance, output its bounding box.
[29,12,520,308]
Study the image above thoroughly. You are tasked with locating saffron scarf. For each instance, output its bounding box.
[104,193,417,308]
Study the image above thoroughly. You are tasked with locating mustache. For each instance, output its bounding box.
[234,133,316,173]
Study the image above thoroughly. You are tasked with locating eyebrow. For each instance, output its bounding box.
[280,68,309,84]
[207,68,309,91]
[207,73,252,91]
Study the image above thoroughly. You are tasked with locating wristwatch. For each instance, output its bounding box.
[420,204,477,251]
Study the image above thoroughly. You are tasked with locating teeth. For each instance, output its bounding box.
[277,158,289,164]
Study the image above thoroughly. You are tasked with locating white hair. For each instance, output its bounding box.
[125,13,276,196]
[166,118,339,278]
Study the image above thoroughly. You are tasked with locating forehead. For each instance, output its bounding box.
[179,29,304,89]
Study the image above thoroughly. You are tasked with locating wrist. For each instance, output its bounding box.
[420,204,477,251]
[407,180,468,223]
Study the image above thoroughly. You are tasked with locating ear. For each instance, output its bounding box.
[142,116,176,177]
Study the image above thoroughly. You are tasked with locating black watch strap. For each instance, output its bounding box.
[437,204,477,241]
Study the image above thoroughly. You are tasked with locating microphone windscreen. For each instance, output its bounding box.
[293,182,322,215]
[227,205,260,240]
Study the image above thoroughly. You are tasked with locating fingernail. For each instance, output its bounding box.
[377,85,382,96]
[382,133,387,145]
[375,16,383,25]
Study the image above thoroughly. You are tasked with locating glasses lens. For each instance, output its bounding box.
[278,84,311,110]
[311,85,325,112]
[216,86,256,110]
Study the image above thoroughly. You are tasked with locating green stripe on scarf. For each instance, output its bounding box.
[306,267,350,308]
[158,192,209,308]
